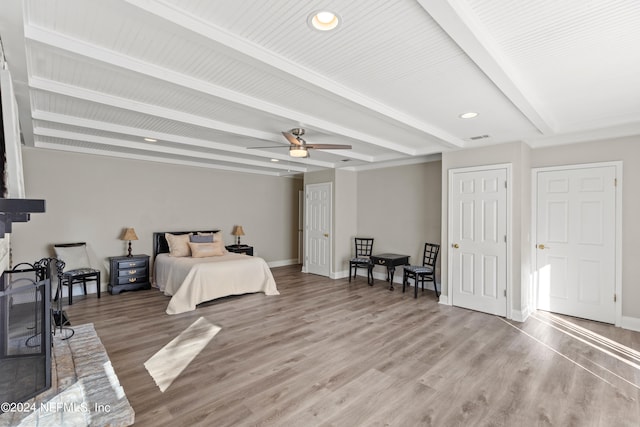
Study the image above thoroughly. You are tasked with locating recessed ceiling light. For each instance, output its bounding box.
[270,158,279,162]
[144,137,157,142]
[459,112,479,119]
[308,11,341,31]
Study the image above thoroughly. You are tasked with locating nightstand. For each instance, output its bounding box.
[108,254,150,294]
[225,245,254,256]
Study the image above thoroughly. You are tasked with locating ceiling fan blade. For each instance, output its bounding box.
[306,144,352,150]
[282,131,302,146]
[246,145,290,149]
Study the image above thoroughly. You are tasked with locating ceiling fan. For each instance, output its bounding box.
[248,128,352,158]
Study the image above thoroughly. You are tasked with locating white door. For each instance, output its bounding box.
[305,183,331,277]
[450,167,508,316]
[298,190,304,264]
[535,166,616,323]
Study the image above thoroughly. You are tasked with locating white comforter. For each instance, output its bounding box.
[154,252,279,314]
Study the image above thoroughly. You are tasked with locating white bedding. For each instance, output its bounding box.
[154,252,279,314]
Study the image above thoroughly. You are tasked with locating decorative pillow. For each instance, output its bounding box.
[165,233,192,257]
[54,245,91,271]
[214,238,228,254]
[190,234,214,243]
[198,231,222,242]
[188,242,225,258]
[193,237,227,255]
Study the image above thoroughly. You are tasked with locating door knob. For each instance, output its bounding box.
[537,244,548,250]
[323,233,329,237]
[452,243,459,248]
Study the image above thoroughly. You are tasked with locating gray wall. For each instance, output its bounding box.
[14,137,639,324]
[303,162,442,280]
[441,142,531,317]
[531,136,640,320]
[441,137,640,323]
[11,148,302,293]
[357,161,442,280]
[334,169,357,275]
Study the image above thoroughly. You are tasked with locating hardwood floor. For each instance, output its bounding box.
[65,265,640,426]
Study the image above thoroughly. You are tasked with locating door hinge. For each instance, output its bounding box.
[503,289,507,297]
[614,178,617,187]
[504,181,507,189]
[504,235,507,243]
[614,293,617,302]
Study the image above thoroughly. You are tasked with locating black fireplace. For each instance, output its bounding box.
[0,263,51,409]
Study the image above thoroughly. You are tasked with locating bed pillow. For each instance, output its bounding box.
[198,231,223,242]
[188,242,225,258]
[165,233,193,257]
[190,234,214,243]
[195,232,227,253]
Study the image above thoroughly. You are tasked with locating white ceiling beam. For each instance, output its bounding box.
[33,141,293,177]
[29,76,377,165]
[524,122,640,148]
[29,79,345,168]
[32,111,317,171]
[346,153,442,172]
[123,0,465,149]
[35,127,310,172]
[24,25,417,156]
[418,0,555,135]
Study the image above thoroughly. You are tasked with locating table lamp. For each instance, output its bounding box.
[231,225,245,246]
[121,227,139,257]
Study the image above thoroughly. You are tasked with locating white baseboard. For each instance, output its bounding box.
[267,258,299,268]
[510,306,530,323]
[48,282,105,300]
[438,294,449,305]
[332,269,349,279]
[620,315,640,332]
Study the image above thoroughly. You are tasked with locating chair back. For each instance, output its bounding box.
[53,242,91,272]
[354,238,374,257]
[35,257,66,281]
[422,243,440,268]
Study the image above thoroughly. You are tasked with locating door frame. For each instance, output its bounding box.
[303,182,332,277]
[531,161,622,326]
[447,163,512,319]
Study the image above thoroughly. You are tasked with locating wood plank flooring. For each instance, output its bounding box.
[64,265,640,426]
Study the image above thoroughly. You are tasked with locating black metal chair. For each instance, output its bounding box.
[53,242,101,305]
[349,237,374,282]
[402,243,440,299]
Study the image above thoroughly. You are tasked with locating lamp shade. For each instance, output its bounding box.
[231,225,245,237]
[121,227,139,241]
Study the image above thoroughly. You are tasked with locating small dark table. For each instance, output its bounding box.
[225,245,254,256]
[368,253,410,290]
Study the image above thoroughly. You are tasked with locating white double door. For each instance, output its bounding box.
[450,166,508,317]
[535,165,617,324]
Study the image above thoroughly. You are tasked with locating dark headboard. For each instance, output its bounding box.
[153,230,220,260]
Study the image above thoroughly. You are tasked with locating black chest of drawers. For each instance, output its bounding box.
[108,254,150,295]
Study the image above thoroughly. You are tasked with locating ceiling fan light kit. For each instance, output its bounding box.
[289,146,309,158]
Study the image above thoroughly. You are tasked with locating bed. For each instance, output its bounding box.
[152,230,279,314]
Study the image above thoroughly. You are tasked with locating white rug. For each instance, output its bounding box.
[144,317,221,392]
